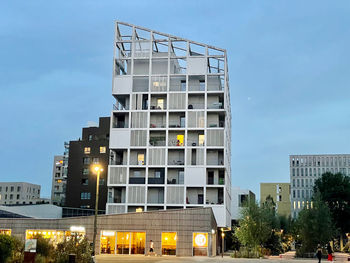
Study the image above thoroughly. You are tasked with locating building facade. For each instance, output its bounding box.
[106,21,232,227]
[0,182,41,205]
[260,183,291,217]
[231,186,255,222]
[51,155,66,206]
[65,117,110,211]
[290,154,350,218]
[0,207,217,256]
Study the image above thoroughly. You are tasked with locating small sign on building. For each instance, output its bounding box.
[25,239,37,253]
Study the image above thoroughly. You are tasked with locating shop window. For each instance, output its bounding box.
[84,147,91,154]
[131,232,145,254]
[100,231,116,254]
[116,232,130,254]
[193,233,208,256]
[162,232,176,255]
[0,229,11,236]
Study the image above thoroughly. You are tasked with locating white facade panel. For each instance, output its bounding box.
[109,129,130,148]
[113,76,132,94]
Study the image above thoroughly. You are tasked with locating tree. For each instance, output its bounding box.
[0,234,15,263]
[295,192,335,255]
[234,201,272,255]
[314,172,350,235]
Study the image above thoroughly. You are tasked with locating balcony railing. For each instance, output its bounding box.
[168,159,185,165]
[187,140,204,147]
[113,103,129,111]
[149,138,166,146]
[207,102,223,109]
[188,103,204,109]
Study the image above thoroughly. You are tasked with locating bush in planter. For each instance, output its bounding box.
[0,234,15,263]
[53,235,92,263]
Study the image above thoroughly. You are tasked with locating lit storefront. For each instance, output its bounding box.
[161,232,176,255]
[25,227,85,245]
[0,229,11,235]
[100,231,146,255]
[193,232,208,256]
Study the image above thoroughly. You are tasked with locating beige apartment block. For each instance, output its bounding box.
[260,183,291,217]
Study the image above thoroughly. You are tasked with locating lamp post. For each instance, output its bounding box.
[91,164,103,256]
[221,231,225,258]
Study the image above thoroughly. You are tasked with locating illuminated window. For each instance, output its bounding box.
[198,135,205,146]
[162,232,176,255]
[193,232,208,256]
[100,231,116,254]
[138,154,145,165]
[84,147,91,154]
[116,232,130,254]
[130,232,146,254]
[176,135,184,146]
[157,99,164,110]
[100,147,106,153]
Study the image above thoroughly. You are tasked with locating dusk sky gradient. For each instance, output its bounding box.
[1,1,350,199]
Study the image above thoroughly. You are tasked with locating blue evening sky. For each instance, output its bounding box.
[1,1,350,199]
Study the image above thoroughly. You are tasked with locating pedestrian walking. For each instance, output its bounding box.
[149,240,154,253]
[327,243,333,262]
[316,244,323,263]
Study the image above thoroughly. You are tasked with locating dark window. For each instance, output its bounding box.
[99,178,105,185]
[10,187,14,192]
[81,179,89,185]
[83,157,91,164]
[88,135,93,141]
[17,186,21,192]
[16,194,20,199]
[83,168,89,175]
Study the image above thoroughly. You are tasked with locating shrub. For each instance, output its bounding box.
[0,234,15,263]
[53,235,92,263]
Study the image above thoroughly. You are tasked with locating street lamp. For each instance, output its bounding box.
[221,230,225,258]
[91,164,103,256]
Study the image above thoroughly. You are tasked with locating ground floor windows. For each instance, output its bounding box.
[193,232,208,256]
[161,232,176,255]
[100,231,116,254]
[25,229,85,246]
[0,229,11,235]
[101,231,146,255]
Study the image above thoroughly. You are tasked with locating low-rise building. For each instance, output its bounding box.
[0,207,217,256]
[0,182,41,205]
[231,187,255,222]
[260,183,291,217]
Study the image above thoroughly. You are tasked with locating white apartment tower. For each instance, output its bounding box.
[107,22,231,227]
[290,154,350,218]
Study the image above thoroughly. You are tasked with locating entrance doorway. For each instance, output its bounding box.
[161,232,177,255]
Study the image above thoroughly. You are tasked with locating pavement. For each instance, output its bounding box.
[94,255,317,263]
[95,252,350,263]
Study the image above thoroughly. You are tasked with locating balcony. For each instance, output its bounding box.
[207,93,224,109]
[167,169,184,184]
[109,187,126,203]
[186,187,204,205]
[129,150,146,166]
[207,150,224,166]
[112,112,129,128]
[150,112,166,128]
[168,150,185,166]
[150,95,167,110]
[148,168,165,184]
[187,131,204,147]
[206,187,224,205]
[168,112,185,128]
[207,169,225,185]
[129,169,145,184]
[168,131,185,147]
[207,112,225,128]
[110,149,127,165]
[188,94,204,109]
[188,75,205,91]
[149,131,166,146]
[113,95,130,110]
[170,76,186,91]
[147,187,164,204]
